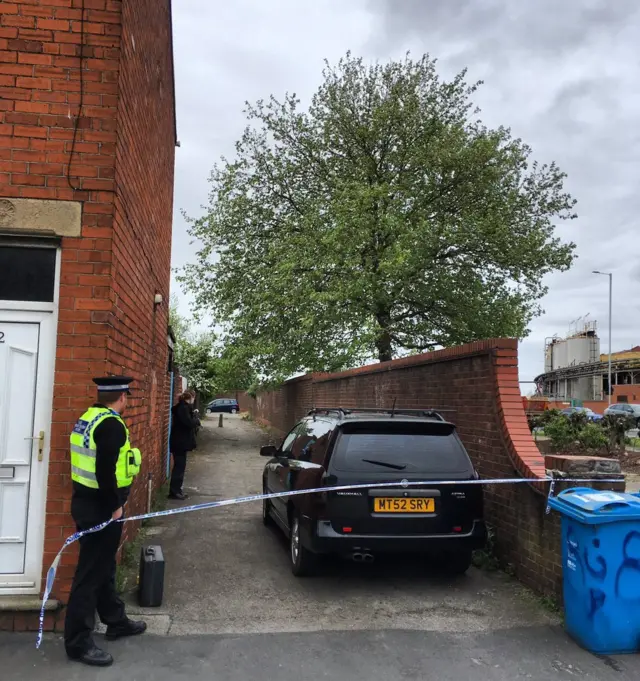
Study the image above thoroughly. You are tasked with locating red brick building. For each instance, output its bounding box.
[0,0,177,630]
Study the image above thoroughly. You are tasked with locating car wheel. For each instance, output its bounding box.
[262,485,274,527]
[447,549,473,576]
[231,408,237,414]
[289,513,317,577]
[636,417,640,429]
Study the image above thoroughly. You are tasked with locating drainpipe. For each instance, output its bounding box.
[166,371,174,479]
[147,472,153,514]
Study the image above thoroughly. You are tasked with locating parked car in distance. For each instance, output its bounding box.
[560,407,603,422]
[603,402,640,427]
[261,407,486,577]
[206,398,239,414]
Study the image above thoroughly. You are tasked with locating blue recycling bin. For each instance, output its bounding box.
[548,488,640,654]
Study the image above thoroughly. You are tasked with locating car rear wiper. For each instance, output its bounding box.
[361,459,406,471]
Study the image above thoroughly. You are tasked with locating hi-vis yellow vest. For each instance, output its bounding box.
[70,407,141,489]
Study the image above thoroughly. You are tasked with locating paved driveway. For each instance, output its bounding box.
[131,415,559,637]
[4,415,640,680]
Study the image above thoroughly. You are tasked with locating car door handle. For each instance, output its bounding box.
[288,460,323,471]
[24,431,45,461]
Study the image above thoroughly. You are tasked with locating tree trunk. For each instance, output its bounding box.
[375,311,393,363]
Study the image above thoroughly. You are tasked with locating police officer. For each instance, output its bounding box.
[64,376,146,667]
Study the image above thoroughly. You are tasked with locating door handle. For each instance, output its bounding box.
[24,431,45,461]
[289,460,323,471]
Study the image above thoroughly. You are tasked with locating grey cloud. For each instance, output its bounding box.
[171,0,374,323]
[367,0,640,379]
[171,0,639,382]
[369,0,639,59]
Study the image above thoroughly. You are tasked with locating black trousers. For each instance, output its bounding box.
[170,450,187,495]
[64,498,127,656]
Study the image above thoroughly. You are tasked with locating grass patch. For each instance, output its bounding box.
[115,529,144,594]
[142,481,169,527]
[472,548,499,571]
[538,594,562,616]
[521,589,564,620]
[472,526,500,572]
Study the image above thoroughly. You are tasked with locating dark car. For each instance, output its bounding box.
[560,407,603,422]
[206,398,239,414]
[261,408,486,576]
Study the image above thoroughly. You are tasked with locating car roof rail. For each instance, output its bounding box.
[307,407,349,419]
[308,407,451,421]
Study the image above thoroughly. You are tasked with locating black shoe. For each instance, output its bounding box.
[105,619,147,641]
[168,492,187,500]
[68,645,114,667]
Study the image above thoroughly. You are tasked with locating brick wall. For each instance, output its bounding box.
[106,0,175,544]
[0,0,121,203]
[0,0,176,629]
[612,385,640,403]
[241,339,612,600]
[582,400,607,414]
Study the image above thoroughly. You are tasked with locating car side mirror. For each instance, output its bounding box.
[260,445,278,458]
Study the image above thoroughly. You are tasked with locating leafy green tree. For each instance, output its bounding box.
[180,53,577,381]
[576,423,608,454]
[169,298,255,399]
[210,344,256,394]
[169,299,217,397]
[528,408,561,432]
[545,415,577,453]
[601,413,636,454]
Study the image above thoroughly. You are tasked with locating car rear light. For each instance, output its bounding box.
[343,527,352,533]
[453,526,462,533]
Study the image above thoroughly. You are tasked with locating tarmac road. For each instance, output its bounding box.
[3,415,639,680]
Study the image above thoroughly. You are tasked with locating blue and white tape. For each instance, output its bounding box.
[36,475,621,648]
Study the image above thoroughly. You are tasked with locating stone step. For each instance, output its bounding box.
[0,596,59,612]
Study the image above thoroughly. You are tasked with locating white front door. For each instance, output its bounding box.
[0,311,55,592]
[0,321,40,575]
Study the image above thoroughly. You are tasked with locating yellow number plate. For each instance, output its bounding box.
[373,498,435,513]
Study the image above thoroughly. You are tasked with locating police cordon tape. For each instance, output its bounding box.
[36,474,622,648]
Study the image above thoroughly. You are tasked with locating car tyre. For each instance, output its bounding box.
[231,408,237,415]
[289,513,317,577]
[636,417,640,429]
[447,549,473,575]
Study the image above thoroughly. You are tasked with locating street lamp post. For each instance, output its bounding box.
[593,271,613,405]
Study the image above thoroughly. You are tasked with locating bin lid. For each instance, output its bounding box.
[547,488,640,524]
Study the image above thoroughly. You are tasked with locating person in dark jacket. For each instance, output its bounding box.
[169,391,198,500]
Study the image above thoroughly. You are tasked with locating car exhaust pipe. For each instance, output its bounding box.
[362,553,374,563]
[351,552,364,562]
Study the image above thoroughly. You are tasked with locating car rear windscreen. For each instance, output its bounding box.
[331,424,472,474]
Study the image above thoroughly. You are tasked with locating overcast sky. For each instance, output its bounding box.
[171,0,640,384]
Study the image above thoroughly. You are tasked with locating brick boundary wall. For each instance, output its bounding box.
[239,338,602,600]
